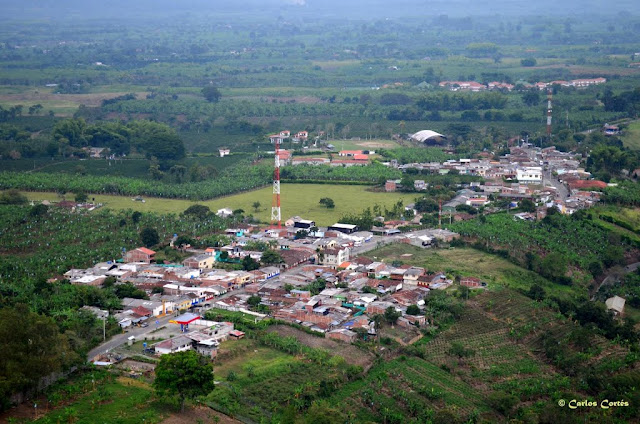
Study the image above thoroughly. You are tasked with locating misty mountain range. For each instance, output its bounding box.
[1,0,637,22]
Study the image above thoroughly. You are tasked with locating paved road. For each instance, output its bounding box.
[543,168,569,201]
[87,314,176,361]
[85,234,408,361]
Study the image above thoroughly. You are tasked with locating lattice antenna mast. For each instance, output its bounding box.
[271,138,282,228]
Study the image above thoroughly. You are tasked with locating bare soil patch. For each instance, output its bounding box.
[358,141,396,148]
[268,325,375,369]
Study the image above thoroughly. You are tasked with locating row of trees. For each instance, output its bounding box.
[52,118,185,160]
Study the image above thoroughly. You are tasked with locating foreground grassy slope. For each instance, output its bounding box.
[621,121,640,150]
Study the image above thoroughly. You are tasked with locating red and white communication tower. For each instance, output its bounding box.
[546,88,552,143]
[271,138,282,228]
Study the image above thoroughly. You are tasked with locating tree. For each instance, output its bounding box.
[131,211,143,224]
[415,197,438,213]
[521,90,540,106]
[487,391,518,417]
[175,235,195,248]
[261,249,283,265]
[0,189,28,205]
[153,350,214,412]
[183,204,211,220]
[242,255,260,271]
[0,305,76,410]
[252,201,261,212]
[383,306,401,325]
[74,192,88,203]
[518,198,536,212]
[520,58,537,67]
[528,284,546,301]
[52,118,88,149]
[140,227,160,248]
[406,305,420,315]
[202,85,221,103]
[319,197,335,209]
[248,295,261,307]
[448,341,475,358]
[29,203,49,217]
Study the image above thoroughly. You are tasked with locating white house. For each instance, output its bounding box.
[153,335,194,355]
[516,167,543,184]
[605,296,626,316]
[216,207,233,218]
[319,246,350,268]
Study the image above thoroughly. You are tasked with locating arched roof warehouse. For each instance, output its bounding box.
[410,130,446,142]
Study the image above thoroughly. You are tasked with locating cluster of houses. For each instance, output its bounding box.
[70,215,470,352]
[288,149,373,167]
[223,254,471,339]
[268,129,309,144]
[438,77,606,92]
[151,316,244,358]
[384,144,608,215]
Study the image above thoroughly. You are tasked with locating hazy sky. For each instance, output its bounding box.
[0,0,637,21]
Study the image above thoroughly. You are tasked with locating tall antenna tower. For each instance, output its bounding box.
[546,89,552,143]
[270,138,282,229]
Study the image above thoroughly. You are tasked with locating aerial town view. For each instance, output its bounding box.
[1,0,640,423]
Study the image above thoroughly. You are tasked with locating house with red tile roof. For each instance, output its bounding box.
[124,247,156,264]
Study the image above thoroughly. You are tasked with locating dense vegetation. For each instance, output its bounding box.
[1,1,640,422]
[0,162,272,200]
[0,202,236,406]
[450,211,629,284]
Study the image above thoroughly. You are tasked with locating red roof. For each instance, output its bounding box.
[568,180,607,190]
[132,306,152,316]
[137,247,156,255]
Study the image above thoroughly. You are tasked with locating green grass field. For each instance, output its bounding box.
[368,244,575,297]
[622,121,640,150]
[23,183,417,226]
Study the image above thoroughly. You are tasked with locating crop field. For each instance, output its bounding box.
[589,206,640,245]
[1,156,247,178]
[475,290,631,370]
[30,377,165,424]
[0,90,149,116]
[267,325,376,369]
[622,121,640,150]
[417,304,562,398]
[449,212,626,283]
[22,183,418,226]
[329,355,489,422]
[368,244,575,297]
[206,336,351,422]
